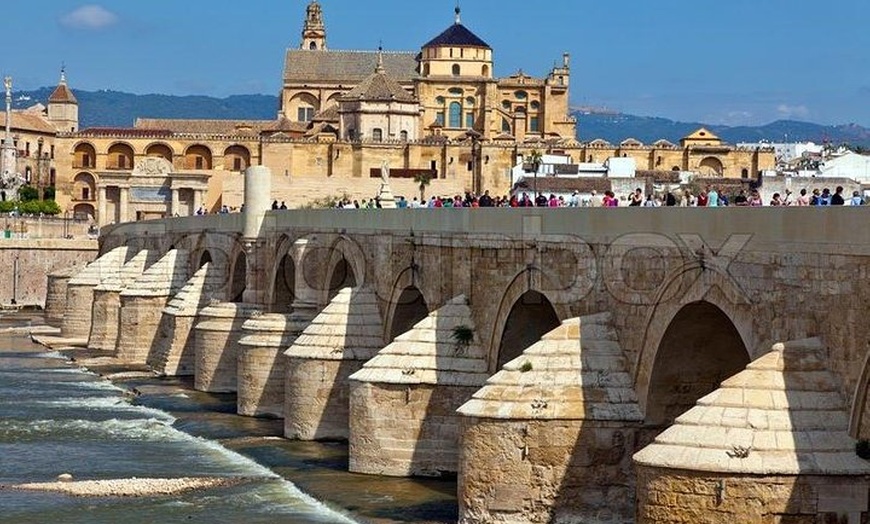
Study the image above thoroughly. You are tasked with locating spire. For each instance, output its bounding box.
[60,64,67,85]
[375,43,385,74]
[454,2,461,25]
[301,0,327,50]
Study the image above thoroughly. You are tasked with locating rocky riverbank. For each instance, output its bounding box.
[4,476,250,498]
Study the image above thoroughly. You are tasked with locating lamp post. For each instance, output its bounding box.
[465,129,482,195]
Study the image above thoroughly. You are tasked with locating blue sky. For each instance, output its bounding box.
[4,0,870,126]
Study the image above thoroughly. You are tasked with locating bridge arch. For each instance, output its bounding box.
[269,235,297,313]
[383,268,432,343]
[228,246,247,303]
[636,263,757,425]
[487,267,571,374]
[321,236,367,304]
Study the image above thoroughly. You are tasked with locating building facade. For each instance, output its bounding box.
[47,1,774,225]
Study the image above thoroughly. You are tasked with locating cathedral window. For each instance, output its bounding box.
[436,96,445,105]
[502,100,512,110]
[448,102,462,128]
[423,63,430,76]
[466,113,474,128]
[530,116,540,133]
[400,131,408,141]
[502,118,511,133]
[466,97,475,106]
[515,90,528,100]
[530,101,540,110]
[452,64,461,76]
[298,106,315,122]
[372,128,383,142]
[448,88,463,96]
[436,112,445,126]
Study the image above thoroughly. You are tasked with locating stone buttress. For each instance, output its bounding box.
[634,338,870,524]
[115,249,190,365]
[457,313,643,524]
[194,302,260,393]
[45,265,86,327]
[62,246,129,341]
[237,312,309,418]
[283,287,383,441]
[148,262,223,376]
[88,249,158,351]
[349,295,489,477]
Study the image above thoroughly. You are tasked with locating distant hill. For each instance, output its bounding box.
[575,111,870,148]
[13,87,870,147]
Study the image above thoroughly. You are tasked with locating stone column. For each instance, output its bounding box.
[290,238,319,319]
[98,186,107,226]
[119,187,129,223]
[194,302,260,393]
[170,188,180,217]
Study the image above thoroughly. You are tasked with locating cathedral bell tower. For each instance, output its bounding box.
[301,1,327,51]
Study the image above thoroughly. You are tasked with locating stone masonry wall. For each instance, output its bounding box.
[636,466,870,524]
[284,358,363,441]
[349,382,476,477]
[459,418,640,524]
[0,240,97,307]
[237,345,285,418]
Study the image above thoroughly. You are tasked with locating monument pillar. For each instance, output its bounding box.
[242,166,272,307]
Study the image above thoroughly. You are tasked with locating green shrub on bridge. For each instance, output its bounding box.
[0,199,61,215]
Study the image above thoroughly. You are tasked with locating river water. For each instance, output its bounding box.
[0,323,456,524]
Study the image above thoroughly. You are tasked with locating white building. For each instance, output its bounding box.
[737,141,823,164]
[816,151,870,183]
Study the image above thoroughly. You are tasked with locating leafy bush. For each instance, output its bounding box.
[0,199,61,215]
[18,185,39,202]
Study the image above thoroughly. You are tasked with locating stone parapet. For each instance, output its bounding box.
[349,295,488,476]
[284,287,384,441]
[237,312,308,418]
[194,302,259,393]
[115,250,190,365]
[149,263,223,376]
[457,314,642,523]
[62,246,129,339]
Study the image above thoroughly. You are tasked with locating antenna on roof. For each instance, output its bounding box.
[454,2,461,24]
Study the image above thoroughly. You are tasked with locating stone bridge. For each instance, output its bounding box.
[46,169,870,523]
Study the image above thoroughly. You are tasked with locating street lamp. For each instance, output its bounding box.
[465,129,482,195]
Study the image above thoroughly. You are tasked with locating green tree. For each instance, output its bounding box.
[414,172,432,202]
[18,185,38,202]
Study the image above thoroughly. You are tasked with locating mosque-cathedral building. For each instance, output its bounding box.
[6,1,773,224]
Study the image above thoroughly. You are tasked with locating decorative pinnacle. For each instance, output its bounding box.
[454,3,461,24]
[375,42,385,73]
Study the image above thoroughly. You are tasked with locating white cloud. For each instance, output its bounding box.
[776,104,810,119]
[60,5,119,30]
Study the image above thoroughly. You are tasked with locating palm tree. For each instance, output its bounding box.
[414,172,432,202]
[526,150,543,197]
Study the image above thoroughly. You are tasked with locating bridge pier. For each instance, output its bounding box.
[45,265,83,327]
[237,312,307,418]
[115,249,190,365]
[634,338,870,523]
[62,247,129,341]
[457,314,642,523]
[88,250,156,352]
[349,296,489,477]
[150,263,222,376]
[194,302,259,393]
[283,287,384,441]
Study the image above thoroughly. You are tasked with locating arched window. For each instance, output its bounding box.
[448,102,462,128]
[502,100,512,111]
[309,41,317,50]
[423,63,430,76]
[502,118,511,133]
[400,130,409,141]
[452,64,461,76]
[24,166,31,183]
[372,128,383,142]
[482,64,490,77]
[530,101,540,111]
[741,168,750,179]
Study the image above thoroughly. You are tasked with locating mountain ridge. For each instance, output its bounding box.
[14,87,870,147]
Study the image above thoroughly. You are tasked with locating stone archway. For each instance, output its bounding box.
[645,301,750,428]
[229,250,247,303]
[495,290,560,370]
[322,236,366,305]
[387,283,429,342]
[269,237,296,313]
[698,156,724,176]
[198,250,212,269]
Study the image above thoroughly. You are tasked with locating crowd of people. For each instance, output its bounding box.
[330,185,867,210]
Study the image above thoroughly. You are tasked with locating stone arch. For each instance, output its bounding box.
[383,269,432,343]
[184,144,213,170]
[268,235,297,313]
[223,145,251,172]
[228,247,247,303]
[145,142,174,163]
[107,142,135,170]
[635,263,758,424]
[644,300,750,428]
[73,172,96,201]
[73,203,95,222]
[73,142,96,169]
[289,92,320,122]
[198,250,212,269]
[698,156,724,176]
[487,268,571,374]
[322,236,366,304]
